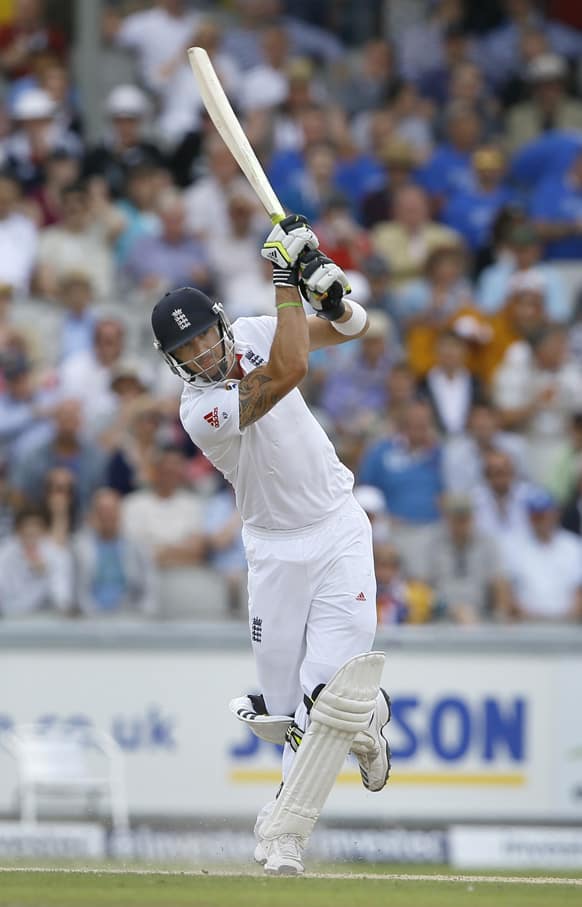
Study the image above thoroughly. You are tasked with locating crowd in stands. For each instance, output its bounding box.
[0,0,581,624]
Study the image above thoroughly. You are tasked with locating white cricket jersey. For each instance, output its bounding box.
[180,316,353,531]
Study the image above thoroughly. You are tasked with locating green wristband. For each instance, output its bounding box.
[276,302,304,310]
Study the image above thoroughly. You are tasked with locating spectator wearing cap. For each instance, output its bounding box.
[359,400,443,575]
[416,103,482,209]
[443,401,527,493]
[529,149,582,262]
[416,492,510,624]
[83,85,166,199]
[125,189,213,295]
[0,172,37,295]
[418,331,485,437]
[360,140,419,230]
[74,488,156,617]
[502,488,582,622]
[477,222,570,322]
[35,181,115,299]
[471,448,533,547]
[1,88,81,191]
[372,185,460,290]
[10,399,107,515]
[441,147,512,257]
[479,269,547,382]
[492,325,582,485]
[506,54,582,153]
[0,505,73,618]
[0,351,56,463]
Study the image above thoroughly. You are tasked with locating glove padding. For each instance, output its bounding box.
[298,250,351,321]
[261,214,319,269]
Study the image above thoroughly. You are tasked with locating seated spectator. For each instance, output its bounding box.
[353,484,391,544]
[372,185,460,290]
[418,493,510,624]
[1,88,81,191]
[530,148,582,261]
[398,0,464,83]
[443,401,527,492]
[275,141,344,225]
[359,400,443,574]
[442,147,512,257]
[114,163,162,267]
[106,395,165,496]
[41,466,80,547]
[35,181,115,299]
[83,85,166,198]
[125,189,213,295]
[492,325,582,485]
[419,331,485,437]
[0,0,67,81]
[0,452,16,541]
[479,269,548,382]
[319,310,398,443]
[204,484,246,618]
[502,488,582,622]
[548,412,582,505]
[477,222,570,322]
[0,505,73,617]
[384,362,418,437]
[0,171,38,295]
[375,541,433,625]
[0,351,56,463]
[471,448,532,546]
[98,360,153,452]
[122,446,206,571]
[416,23,477,107]
[380,82,433,161]
[10,398,107,515]
[55,271,96,362]
[205,187,265,312]
[360,254,397,326]
[360,139,419,229]
[416,102,482,208]
[59,313,127,434]
[238,24,291,114]
[561,471,582,537]
[313,193,372,272]
[184,134,249,240]
[334,38,398,118]
[27,148,80,228]
[74,488,156,617]
[505,54,582,153]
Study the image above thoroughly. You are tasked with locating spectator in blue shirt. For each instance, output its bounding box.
[530,150,582,260]
[442,147,512,254]
[416,102,482,209]
[508,129,582,196]
[359,399,444,574]
[57,271,96,363]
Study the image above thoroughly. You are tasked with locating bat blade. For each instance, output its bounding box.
[188,46,284,223]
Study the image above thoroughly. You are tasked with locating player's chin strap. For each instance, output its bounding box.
[259,651,385,843]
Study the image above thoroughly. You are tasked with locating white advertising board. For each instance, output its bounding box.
[0,650,579,821]
[449,825,582,869]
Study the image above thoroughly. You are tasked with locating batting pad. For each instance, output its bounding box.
[229,696,293,744]
[259,651,385,841]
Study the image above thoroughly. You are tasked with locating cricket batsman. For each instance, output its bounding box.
[151,214,391,875]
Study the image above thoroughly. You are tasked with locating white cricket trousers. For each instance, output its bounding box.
[243,494,377,776]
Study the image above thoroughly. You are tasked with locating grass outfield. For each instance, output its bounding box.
[0,868,581,907]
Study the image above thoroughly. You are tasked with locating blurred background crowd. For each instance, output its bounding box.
[0,0,582,625]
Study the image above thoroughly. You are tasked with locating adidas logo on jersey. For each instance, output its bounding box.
[356,592,367,601]
[203,407,220,428]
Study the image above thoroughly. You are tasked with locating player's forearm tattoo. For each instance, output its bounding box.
[239,371,286,428]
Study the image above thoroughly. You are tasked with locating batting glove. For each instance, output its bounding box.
[261,214,319,286]
[298,250,351,321]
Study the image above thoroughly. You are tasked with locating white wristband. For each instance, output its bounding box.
[331,300,367,336]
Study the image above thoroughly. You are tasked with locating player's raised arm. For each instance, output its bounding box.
[238,215,316,429]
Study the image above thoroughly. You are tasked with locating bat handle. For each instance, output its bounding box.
[270,213,285,224]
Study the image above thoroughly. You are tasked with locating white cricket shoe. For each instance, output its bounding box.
[253,798,276,865]
[350,688,391,792]
[263,834,305,876]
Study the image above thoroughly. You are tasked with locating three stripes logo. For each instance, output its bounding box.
[251,617,262,643]
[203,407,220,428]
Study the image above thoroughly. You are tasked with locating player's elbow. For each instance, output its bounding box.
[288,359,309,386]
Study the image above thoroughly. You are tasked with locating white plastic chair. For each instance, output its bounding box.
[2,724,129,831]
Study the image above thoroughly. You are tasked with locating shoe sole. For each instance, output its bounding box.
[264,864,304,876]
